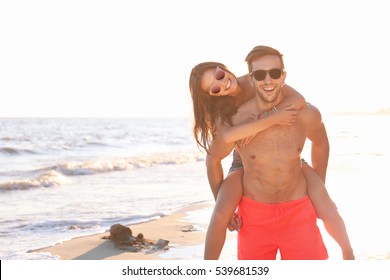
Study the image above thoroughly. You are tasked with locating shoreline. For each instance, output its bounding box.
[32,201,237,260]
[28,199,390,261]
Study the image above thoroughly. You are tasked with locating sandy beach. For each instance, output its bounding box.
[32,202,237,260]
[31,196,390,261]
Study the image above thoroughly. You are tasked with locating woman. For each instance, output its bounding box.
[189,62,354,260]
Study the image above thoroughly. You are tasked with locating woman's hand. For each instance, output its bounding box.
[268,104,297,125]
[237,134,257,147]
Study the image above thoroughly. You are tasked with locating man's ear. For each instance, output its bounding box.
[248,73,255,87]
[281,70,287,84]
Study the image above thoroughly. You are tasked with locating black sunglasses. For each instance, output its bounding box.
[250,68,283,81]
[210,68,226,94]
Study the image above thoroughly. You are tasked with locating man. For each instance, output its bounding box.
[230,45,329,259]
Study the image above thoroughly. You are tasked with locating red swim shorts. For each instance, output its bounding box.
[237,196,328,260]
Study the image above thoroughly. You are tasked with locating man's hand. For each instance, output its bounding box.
[227,212,242,232]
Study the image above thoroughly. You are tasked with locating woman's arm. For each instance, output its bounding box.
[217,106,297,144]
[279,84,307,110]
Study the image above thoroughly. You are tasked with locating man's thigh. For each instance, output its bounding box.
[237,196,278,260]
[279,197,328,260]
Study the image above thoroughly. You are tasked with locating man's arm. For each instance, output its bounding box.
[309,121,329,182]
[303,104,330,182]
[206,136,236,200]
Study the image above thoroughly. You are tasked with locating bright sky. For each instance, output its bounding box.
[1,0,389,118]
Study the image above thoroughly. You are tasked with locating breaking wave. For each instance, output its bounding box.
[0,151,205,191]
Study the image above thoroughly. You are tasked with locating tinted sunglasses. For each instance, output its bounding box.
[250,68,283,81]
[210,68,225,94]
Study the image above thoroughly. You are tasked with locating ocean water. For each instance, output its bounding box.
[0,117,211,259]
[0,115,389,260]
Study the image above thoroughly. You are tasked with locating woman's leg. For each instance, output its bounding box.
[204,169,243,260]
[302,163,355,259]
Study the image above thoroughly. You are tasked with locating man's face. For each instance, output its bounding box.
[200,67,239,97]
[249,55,286,104]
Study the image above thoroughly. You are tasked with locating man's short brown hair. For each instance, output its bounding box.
[245,45,285,72]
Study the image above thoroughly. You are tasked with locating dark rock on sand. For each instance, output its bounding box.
[102,223,169,253]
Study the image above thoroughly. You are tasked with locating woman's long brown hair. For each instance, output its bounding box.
[189,62,238,154]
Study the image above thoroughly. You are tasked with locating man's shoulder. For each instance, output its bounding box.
[238,96,257,111]
[232,97,257,123]
[299,103,322,127]
[300,103,321,115]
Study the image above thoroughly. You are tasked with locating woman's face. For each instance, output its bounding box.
[200,67,238,97]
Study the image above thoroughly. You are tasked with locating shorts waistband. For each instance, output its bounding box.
[240,195,309,208]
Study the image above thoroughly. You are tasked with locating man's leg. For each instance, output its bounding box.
[237,196,278,260]
[278,196,328,260]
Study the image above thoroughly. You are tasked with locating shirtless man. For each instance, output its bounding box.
[233,46,329,259]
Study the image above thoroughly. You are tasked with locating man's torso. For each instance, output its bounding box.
[232,98,310,203]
